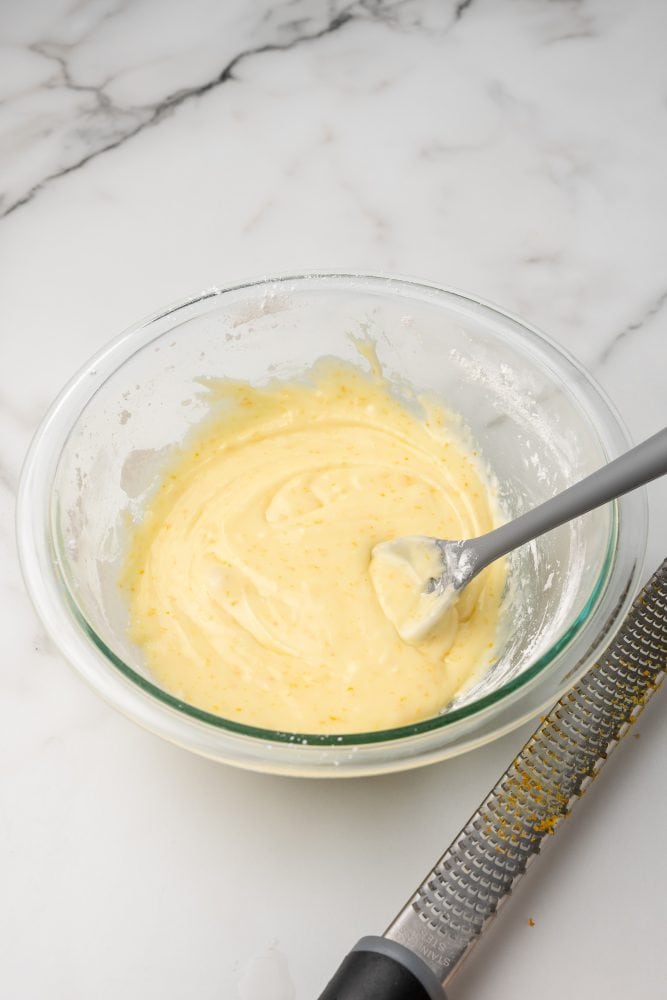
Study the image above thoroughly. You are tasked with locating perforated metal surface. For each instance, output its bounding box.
[386,561,667,987]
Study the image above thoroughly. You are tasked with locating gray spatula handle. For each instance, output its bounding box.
[471,425,667,571]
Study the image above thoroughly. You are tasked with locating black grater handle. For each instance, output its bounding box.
[317,938,446,1000]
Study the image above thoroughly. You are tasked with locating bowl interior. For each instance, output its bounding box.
[50,277,613,741]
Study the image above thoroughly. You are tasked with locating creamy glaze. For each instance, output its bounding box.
[120,360,505,733]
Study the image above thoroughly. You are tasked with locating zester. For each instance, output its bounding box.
[318,559,667,1000]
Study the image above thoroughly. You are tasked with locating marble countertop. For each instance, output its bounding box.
[2,1,666,997]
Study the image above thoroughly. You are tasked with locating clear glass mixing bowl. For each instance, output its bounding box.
[17,274,646,776]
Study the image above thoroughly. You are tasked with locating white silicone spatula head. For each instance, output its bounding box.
[372,426,667,642]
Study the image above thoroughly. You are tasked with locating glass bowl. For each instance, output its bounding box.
[17,274,646,777]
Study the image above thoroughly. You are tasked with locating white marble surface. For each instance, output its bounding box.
[2,1,667,997]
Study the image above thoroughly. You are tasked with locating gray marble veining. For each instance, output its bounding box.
[1,2,666,999]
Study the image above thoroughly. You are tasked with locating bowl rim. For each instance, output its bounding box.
[16,272,647,766]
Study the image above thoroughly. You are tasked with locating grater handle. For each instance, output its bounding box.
[317,937,446,1000]
[318,562,667,997]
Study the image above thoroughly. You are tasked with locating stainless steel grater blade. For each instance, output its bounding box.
[319,560,667,1000]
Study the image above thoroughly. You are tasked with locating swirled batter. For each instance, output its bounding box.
[121,359,505,734]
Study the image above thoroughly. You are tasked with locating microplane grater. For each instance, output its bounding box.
[319,559,667,1000]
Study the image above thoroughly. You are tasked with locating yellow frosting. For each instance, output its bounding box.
[120,358,505,734]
